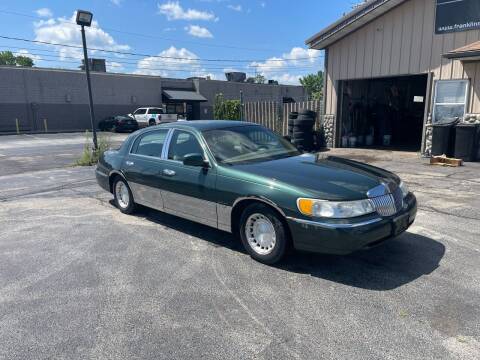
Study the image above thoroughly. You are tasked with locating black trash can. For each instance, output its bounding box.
[431,122,456,157]
[454,123,480,162]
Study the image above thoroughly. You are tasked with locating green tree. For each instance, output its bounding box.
[299,71,324,100]
[15,55,34,67]
[0,51,16,66]
[0,51,34,67]
[253,74,266,84]
[213,93,241,120]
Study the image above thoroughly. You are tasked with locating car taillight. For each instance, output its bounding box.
[158,114,162,121]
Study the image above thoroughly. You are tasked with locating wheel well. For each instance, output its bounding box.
[109,173,121,193]
[230,199,292,243]
[149,118,156,123]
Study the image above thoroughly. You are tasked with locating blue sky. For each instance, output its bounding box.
[0,0,356,84]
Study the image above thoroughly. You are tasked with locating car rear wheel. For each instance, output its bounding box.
[113,177,136,214]
[149,119,156,126]
[239,203,288,264]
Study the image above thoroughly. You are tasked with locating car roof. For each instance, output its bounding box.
[144,120,258,133]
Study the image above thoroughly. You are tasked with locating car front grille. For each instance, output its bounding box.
[369,187,403,217]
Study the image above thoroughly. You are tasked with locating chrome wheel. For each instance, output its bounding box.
[244,213,276,255]
[115,181,130,209]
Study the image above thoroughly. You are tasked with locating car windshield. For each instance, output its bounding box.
[203,125,300,165]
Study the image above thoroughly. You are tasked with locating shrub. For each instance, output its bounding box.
[213,93,241,120]
[75,131,112,166]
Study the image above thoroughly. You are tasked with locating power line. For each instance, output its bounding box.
[0,45,320,70]
[0,35,324,63]
[0,48,320,75]
[0,46,320,74]
[0,8,287,53]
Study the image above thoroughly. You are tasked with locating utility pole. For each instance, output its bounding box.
[76,10,98,150]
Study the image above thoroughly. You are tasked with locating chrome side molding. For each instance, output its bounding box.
[287,216,382,229]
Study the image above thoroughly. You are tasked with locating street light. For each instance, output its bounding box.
[76,10,98,150]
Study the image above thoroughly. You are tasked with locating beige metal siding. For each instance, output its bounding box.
[324,0,480,114]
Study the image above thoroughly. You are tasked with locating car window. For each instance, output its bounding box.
[168,130,204,161]
[148,108,164,114]
[131,130,169,158]
[203,125,299,165]
[134,109,146,115]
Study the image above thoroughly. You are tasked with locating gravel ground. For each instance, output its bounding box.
[0,134,479,360]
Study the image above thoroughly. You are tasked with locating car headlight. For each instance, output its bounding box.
[297,198,375,219]
[399,181,409,198]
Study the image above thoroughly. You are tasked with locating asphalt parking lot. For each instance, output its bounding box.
[0,132,479,359]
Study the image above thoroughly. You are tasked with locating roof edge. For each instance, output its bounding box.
[305,0,405,49]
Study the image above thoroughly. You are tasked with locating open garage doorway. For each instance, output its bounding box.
[337,74,428,151]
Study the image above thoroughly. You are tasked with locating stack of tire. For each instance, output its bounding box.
[287,112,298,138]
[292,109,316,152]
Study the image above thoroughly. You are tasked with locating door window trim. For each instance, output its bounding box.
[163,128,209,165]
[128,128,171,160]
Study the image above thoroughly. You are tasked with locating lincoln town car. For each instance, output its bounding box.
[95,121,417,264]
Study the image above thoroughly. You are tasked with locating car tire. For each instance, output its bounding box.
[149,119,156,126]
[113,177,136,214]
[239,203,288,264]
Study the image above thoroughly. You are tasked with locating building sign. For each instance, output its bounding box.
[435,0,480,34]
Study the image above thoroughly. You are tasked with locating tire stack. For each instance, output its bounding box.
[287,112,298,138]
[292,109,316,152]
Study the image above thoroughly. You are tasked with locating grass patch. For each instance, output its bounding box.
[75,131,112,166]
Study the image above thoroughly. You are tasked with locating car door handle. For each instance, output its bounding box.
[163,169,176,177]
[125,160,134,166]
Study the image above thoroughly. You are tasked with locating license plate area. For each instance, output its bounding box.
[393,213,409,236]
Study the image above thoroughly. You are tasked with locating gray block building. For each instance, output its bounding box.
[0,66,306,133]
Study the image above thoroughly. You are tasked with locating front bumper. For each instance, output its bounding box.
[287,193,417,255]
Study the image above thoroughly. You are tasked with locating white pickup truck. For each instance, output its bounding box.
[129,107,178,127]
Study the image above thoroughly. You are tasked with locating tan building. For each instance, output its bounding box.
[306,0,480,155]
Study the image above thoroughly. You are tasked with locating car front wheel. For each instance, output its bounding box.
[239,203,288,264]
[113,177,136,214]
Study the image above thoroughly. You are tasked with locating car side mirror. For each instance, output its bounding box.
[183,153,209,168]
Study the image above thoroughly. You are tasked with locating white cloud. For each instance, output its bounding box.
[134,46,216,79]
[36,8,53,18]
[158,1,218,21]
[110,0,123,6]
[260,2,266,8]
[185,25,213,38]
[227,4,242,12]
[134,46,201,77]
[248,46,320,85]
[33,12,130,61]
[107,61,125,72]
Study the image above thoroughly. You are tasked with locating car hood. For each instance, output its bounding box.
[229,153,400,201]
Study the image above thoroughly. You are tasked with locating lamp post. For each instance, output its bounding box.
[76,10,98,150]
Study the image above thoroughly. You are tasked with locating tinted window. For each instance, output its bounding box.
[134,109,146,115]
[132,130,168,158]
[148,108,164,114]
[168,131,204,161]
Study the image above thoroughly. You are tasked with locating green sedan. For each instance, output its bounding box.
[96,120,417,264]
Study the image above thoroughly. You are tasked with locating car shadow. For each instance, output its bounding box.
[118,202,445,291]
[276,232,445,291]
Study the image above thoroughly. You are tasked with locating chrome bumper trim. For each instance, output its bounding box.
[287,216,383,229]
